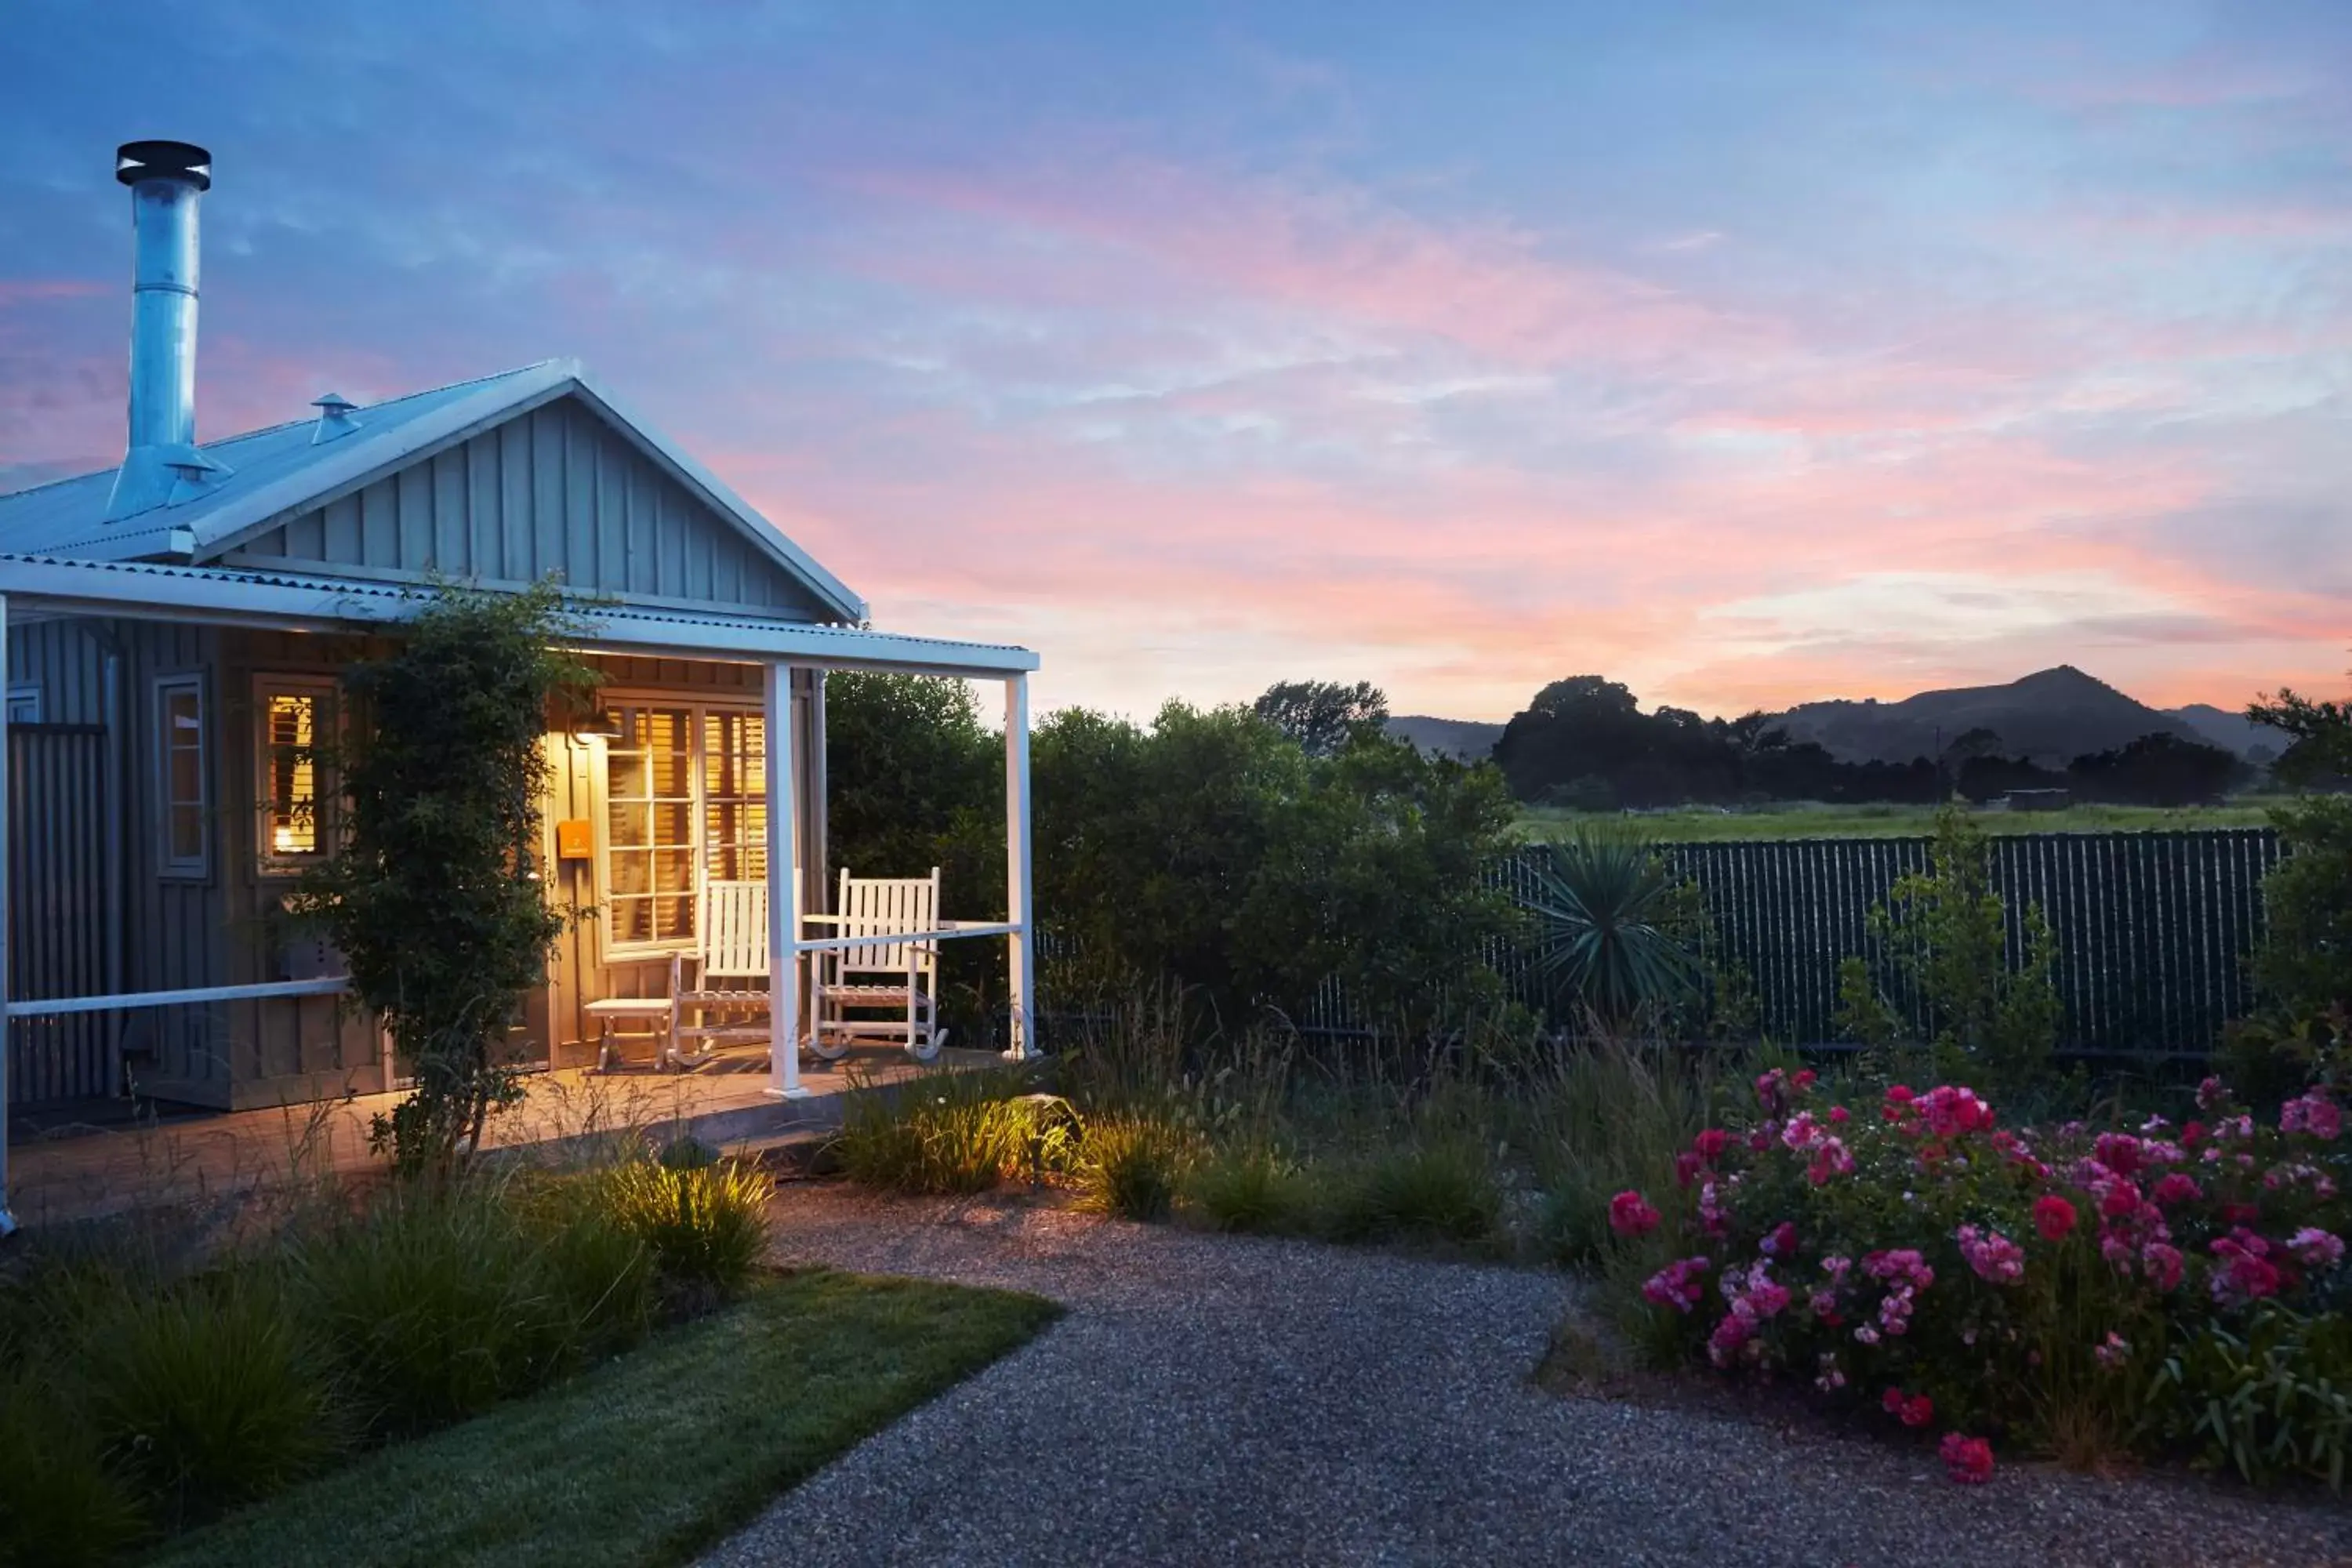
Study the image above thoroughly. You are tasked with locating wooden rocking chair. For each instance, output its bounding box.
[808,868,947,1062]
[666,879,776,1069]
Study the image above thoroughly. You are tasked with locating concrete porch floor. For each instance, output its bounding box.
[5,1044,1008,1230]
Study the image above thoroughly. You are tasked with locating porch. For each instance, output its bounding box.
[0,554,1042,1234]
[5,1042,1004,1229]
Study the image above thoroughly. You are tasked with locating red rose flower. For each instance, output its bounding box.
[1608,1190,1661,1240]
[2032,1194,2078,1241]
[1940,1432,1994,1485]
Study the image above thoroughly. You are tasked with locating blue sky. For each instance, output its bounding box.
[4,1,2347,717]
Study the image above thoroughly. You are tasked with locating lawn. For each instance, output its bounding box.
[1514,798,2278,841]
[147,1269,1060,1568]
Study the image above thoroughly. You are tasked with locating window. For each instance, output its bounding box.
[155,673,209,878]
[256,677,335,877]
[5,683,40,724]
[601,702,766,950]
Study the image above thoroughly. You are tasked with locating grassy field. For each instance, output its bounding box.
[1514,798,2282,842]
[151,1269,1060,1568]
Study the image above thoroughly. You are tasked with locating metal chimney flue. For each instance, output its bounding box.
[107,140,227,523]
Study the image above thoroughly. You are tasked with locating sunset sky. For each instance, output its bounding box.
[3,2,2347,720]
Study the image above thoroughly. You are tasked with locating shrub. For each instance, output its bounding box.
[509,1172,658,1356]
[0,1374,146,1567]
[1836,803,2063,1093]
[598,1157,771,1303]
[1186,1146,1312,1235]
[1323,1138,1502,1247]
[1073,1117,1196,1221]
[2148,1299,2352,1487]
[833,1069,1074,1194]
[1615,1065,2352,1483]
[285,1181,586,1434]
[67,1274,340,1529]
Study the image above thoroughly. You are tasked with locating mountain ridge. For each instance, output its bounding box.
[1387,667,2277,764]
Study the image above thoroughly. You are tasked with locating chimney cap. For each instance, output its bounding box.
[116,140,212,191]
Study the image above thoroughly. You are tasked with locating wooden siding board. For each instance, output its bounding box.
[531,406,565,582]
[564,402,598,590]
[395,464,432,568]
[215,394,833,618]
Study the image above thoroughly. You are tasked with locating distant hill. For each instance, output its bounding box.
[2167,702,2288,760]
[1386,715,1504,760]
[1766,666,2206,767]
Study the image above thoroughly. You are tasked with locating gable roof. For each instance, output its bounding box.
[0,360,866,622]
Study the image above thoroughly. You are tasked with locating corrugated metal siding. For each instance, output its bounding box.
[8,619,111,724]
[231,397,833,618]
[9,618,243,1106]
[6,725,112,1105]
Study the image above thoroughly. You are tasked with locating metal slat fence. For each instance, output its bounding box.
[1292,829,2282,1058]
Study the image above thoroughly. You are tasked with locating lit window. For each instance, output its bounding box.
[156,673,209,879]
[256,680,334,875]
[601,702,766,951]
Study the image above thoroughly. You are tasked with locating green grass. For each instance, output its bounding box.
[147,1270,1060,1568]
[1515,798,2277,842]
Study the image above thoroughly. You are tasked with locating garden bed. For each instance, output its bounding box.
[147,1267,1058,1568]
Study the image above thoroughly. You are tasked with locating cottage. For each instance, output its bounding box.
[0,143,1040,1232]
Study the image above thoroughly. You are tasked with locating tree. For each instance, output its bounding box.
[1252,679,1388,758]
[2246,683,2352,1029]
[293,585,598,1176]
[1035,702,1521,1036]
[822,671,1006,1043]
[2067,732,2245,806]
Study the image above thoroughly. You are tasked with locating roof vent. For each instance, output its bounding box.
[310,392,363,445]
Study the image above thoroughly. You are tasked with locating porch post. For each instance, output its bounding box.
[764,661,808,1098]
[0,592,15,1236]
[1003,673,1036,1061]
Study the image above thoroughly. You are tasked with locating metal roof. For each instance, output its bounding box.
[0,360,869,622]
[0,554,1036,678]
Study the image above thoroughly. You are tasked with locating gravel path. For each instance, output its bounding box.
[704,1185,2352,1568]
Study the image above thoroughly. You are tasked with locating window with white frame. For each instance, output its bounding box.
[155,673,209,878]
[601,702,766,951]
[255,676,336,877]
[5,683,41,724]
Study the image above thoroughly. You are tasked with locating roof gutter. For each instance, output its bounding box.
[0,556,1036,678]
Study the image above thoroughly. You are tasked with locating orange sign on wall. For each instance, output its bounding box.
[554,818,595,860]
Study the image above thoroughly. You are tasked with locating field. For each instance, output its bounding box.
[1513,798,2281,842]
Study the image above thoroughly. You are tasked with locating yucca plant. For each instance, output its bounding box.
[1523,829,1701,1029]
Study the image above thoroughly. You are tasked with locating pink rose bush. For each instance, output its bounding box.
[1624,1071,2352,1483]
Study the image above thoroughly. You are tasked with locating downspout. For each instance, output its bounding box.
[1,593,16,1237]
[101,645,126,1097]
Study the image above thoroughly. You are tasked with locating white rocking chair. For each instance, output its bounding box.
[809,867,947,1062]
[666,879,776,1069]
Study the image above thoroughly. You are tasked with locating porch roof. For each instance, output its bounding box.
[0,553,1037,679]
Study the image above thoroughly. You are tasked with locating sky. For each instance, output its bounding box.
[2,1,2347,721]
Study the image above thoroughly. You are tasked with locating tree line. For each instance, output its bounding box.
[1490,675,2252,810]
